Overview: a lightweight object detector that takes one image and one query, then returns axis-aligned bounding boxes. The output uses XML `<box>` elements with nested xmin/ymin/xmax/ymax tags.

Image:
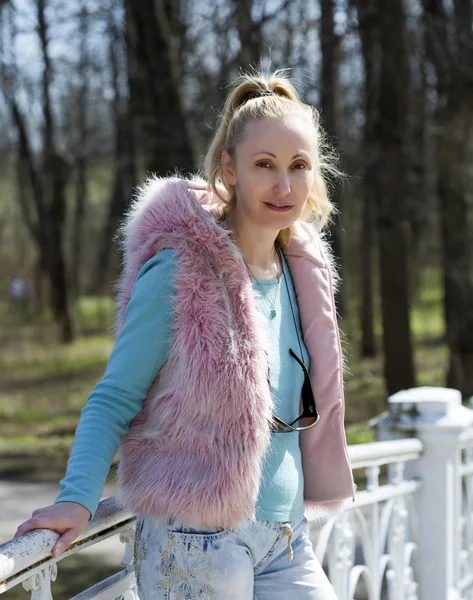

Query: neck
<box><xmin>226</xmin><ymin>209</ymin><xmax>279</xmax><ymax>273</ymax></box>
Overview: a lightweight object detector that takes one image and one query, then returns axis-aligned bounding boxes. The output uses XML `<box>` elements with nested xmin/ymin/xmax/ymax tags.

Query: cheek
<box><xmin>237</xmin><ymin>171</ymin><xmax>268</xmax><ymax>196</ymax></box>
<box><xmin>295</xmin><ymin>173</ymin><xmax>314</xmax><ymax>197</ymax></box>
<box><xmin>234</xmin><ymin>172</ymin><xmax>265</xmax><ymax>211</ymax></box>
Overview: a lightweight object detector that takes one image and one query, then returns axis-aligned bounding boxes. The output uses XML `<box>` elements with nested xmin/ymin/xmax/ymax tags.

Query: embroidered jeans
<box><xmin>134</xmin><ymin>513</ymin><xmax>338</xmax><ymax>599</ymax></box>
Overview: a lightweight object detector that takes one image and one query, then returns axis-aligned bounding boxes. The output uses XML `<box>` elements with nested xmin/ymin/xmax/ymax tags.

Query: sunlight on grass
<box><xmin>346</xmin><ymin>422</ymin><xmax>375</xmax><ymax>445</ymax></box>
<box><xmin>411</xmin><ymin>268</ymin><xmax>444</xmax><ymax>340</ymax></box>
<box><xmin>0</xmin><ymin>333</ymin><xmax>113</xmax><ymax>379</ymax></box>
<box><xmin>0</xmin><ymin>435</ymin><xmax>74</xmax><ymax>455</ymax></box>
<box><xmin>76</xmin><ymin>295</ymin><xmax>115</xmax><ymax>330</ymax></box>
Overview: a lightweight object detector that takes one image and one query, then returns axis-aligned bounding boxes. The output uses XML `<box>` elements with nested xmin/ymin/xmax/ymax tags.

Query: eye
<box><xmin>256</xmin><ymin>161</ymin><xmax>272</xmax><ymax>168</ymax></box>
<box><xmin>292</xmin><ymin>162</ymin><xmax>308</xmax><ymax>170</ymax></box>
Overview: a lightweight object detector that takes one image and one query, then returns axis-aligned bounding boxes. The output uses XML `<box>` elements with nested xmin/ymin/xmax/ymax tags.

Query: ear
<box><xmin>221</xmin><ymin>150</ymin><xmax>237</xmax><ymax>186</ymax></box>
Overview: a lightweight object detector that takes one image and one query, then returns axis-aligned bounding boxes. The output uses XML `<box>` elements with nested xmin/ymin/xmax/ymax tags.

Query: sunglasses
<box><xmin>270</xmin><ymin>348</ymin><xmax>319</xmax><ymax>433</ymax></box>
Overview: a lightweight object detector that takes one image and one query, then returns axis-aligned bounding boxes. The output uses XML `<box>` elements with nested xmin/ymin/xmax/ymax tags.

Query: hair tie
<box><xmin>246</xmin><ymin>89</ymin><xmax>275</xmax><ymax>103</ymax></box>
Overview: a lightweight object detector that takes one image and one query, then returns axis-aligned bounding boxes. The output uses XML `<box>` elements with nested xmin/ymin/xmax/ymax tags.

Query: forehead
<box><xmin>238</xmin><ymin>116</ymin><xmax>315</xmax><ymax>154</ymax></box>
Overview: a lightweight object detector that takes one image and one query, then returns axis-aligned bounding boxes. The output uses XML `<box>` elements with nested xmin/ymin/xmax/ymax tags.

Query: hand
<box><xmin>14</xmin><ymin>502</ymin><xmax>91</xmax><ymax>558</ymax></box>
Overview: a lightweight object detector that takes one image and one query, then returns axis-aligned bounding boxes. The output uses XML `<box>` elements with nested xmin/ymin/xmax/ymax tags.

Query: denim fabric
<box><xmin>134</xmin><ymin>514</ymin><xmax>337</xmax><ymax>599</ymax></box>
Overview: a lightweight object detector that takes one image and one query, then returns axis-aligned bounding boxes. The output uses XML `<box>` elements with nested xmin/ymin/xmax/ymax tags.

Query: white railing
<box><xmin>2</xmin><ymin>387</ymin><xmax>473</xmax><ymax>600</ymax></box>
<box><xmin>373</xmin><ymin>387</ymin><xmax>473</xmax><ymax>600</ymax></box>
<box><xmin>458</xmin><ymin>429</ymin><xmax>473</xmax><ymax>599</ymax></box>
<box><xmin>0</xmin><ymin>439</ymin><xmax>423</xmax><ymax>600</ymax></box>
<box><xmin>310</xmin><ymin>438</ymin><xmax>422</xmax><ymax>600</ymax></box>
<box><xmin>0</xmin><ymin>498</ymin><xmax>137</xmax><ymax>600</ymax></box>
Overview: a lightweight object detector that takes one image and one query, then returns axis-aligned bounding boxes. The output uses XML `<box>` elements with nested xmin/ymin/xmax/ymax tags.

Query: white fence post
<box><xmin>372</xmin><ymin>386</ymin><xmax>473</xmax><ymax>600</ymax></box>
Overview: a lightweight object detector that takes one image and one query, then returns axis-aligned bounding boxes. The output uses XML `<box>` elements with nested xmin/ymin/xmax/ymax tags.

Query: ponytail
<box><xmin>204</xmin><ymin>70</ymin><xmax>341</xmax><ymax>244</ymax></box>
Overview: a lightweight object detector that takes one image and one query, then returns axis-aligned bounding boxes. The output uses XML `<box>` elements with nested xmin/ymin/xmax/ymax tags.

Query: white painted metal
<box><xmin>309</xmin><ymin>440</ymin><xmax>422</xmax><ymax>600</ymax></box>
<box><xmin>373</xmin><ymin>386</ymin><xmax>473</xmax><ymax>600</ymax></box>
<box><xmin>348</xmin><ymin>438</ymin><xmax>423</xmax><ymax>469</ymax></box>
<box><xmin>2</xmin><ymin>387</ymin><xmax>473</xmax><ymax>600</ymax></box>
<box><xmin>1</xmin><ymin>441</ymin><xmax>424</xmax><ymax>600</ymax></box>
<box><xmin>458</xmin><ymin>441</ymin><xmax>473</xmax><ymax>598</ymax></box>
<box><xmin>0</xmin><ymin>497</ymin><xmax>135</xmax><ymax>594</ymax></box>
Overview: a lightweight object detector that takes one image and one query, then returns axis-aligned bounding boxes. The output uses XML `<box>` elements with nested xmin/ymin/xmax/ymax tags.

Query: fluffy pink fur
<box><xmin>115</xmin><ymin>175</ymin><xmax>355</xmax><ymax>528</ymax></box>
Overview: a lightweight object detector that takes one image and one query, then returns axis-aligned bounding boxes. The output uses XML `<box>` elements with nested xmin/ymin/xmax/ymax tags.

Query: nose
<box><xmin>274</xmin><ymin>171</ymin><xmax>291</xmax><ymax>196</ymax></box>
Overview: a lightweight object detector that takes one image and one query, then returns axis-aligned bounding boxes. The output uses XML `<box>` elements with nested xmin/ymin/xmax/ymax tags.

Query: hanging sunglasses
<box><xmin>269</xmin><ymin>247</ymin><xmax>320</xmax><ymax>433</ymax></box>
<box><xmin>270</xmin><ymin>348</ymin><xmax>319</xmax><ymax>432</ymax></box>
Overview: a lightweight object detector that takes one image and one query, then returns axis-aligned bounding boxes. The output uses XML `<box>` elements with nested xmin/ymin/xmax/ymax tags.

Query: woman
<box><xmin>15</xmin><ymin>71</ymin><xmax>355</xmax><ymax>599</ymax></box>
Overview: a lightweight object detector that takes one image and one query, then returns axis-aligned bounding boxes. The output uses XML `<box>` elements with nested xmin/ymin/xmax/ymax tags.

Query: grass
<box><xmin>338</xmin><ymin>266</ymin><xmax>448</xmax><ymax>438</ymax></box>
<box><xmin>0</xmin><ymin>298</ymin><xmax>114</xmax><ymax>480</ymax></box>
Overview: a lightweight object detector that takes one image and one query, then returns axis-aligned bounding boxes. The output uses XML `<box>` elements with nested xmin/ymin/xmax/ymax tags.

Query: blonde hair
<box><xmin>203</xmin><ymin>71</ymin><xmax>342</xmax><ymax>246</ymax></box>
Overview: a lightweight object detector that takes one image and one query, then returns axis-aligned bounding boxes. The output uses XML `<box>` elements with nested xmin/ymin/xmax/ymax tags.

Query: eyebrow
<box><xmin>252</xmin><ymin>151</ymin><xmax>308</xmax><ymax>159</ymax></box>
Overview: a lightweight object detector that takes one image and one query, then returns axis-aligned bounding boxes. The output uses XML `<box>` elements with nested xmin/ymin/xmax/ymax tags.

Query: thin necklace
<box><xmin>244</xmin><ymin>247</ymin><xmax>282</xmax><ymax>320</ymax></box>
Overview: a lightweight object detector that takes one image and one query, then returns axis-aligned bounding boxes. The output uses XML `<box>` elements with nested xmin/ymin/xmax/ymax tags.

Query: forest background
<box><xmin>0</xmin><ymin>0</ymin><xmax>472</xmax><ymax>593</ymax></box>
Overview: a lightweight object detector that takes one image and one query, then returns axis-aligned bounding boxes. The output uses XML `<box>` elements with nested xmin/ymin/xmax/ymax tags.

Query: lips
<box><xmin>265</xmin><ymin>202</ymin><xmax>293</xmax><ymax>212</ymax></box>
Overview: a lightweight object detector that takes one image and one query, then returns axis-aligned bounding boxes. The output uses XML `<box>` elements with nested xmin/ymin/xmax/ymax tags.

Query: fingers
<box><xmin>14</xmin><ymin>518</ymin><xmax>49</xmax><ymax>538</ymax></box>
<box><xmin>52</xmin><ymin>529</ymin><xmax>81</xmax><ymax>558</ymax></box>
<box><xmin>15</xmin><ymin>518</ymin><xmax>80</xmax><ymax>557</ymax></box>
<box><xmin>14</xmin><ymin>503</ymin><xmax>90</xmax><ymax>557</ymax></box>
<box><xmin>15</xmin><ymin>511</ymin><xmax>63</xmax><ymax>538</ymax></box>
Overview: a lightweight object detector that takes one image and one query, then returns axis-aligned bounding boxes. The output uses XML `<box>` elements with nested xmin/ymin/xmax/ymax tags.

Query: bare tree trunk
<box><xmin>1</xmin><ymin>0</ymin><xmax>73</xmax><ymax>339</ymax></box>
<box><xmin>423</xmin><ymin>0</ymin><xmax>473</xmax><ymax>397</ymax></box>
<box><xmin>37</xmin><ymin>0</ymin><xmax>74</xmax><ymax>342</ymax></box>
<box><xmin>406</xmin><ymin>41</ymin><xmax>429</xmax><ymax>304</ymax></box>
<box><xmin>234</xmin><ymin>0</ymin><xmax>261</xmax><ymax>68</ymax></box>
<box><xmin>320</xmin><ymin>0</ymin><xmax>345</xmax><ymax>316</ymax></box>
<box><xmin>354</xmin><ymin>0</ymin><xmax>379</xmax><ymax>358</ymax></box>
<box><xmin>71</xmin><ymin>2</ymin><xmax>89</xmax><ymax>298</ymax></box>
<box><xmin>3</xmin><ymin>73</ymin><xmax>44</xmax><ymax>307</ymax></box>
<box><xmin>94</xmin><ymin>11</ymin><xmax>136</xmax><ymax>289</ymax></box>
<box><xmin>374</xmin><ymin>0</ymin><xmax>416</xmax><ymax>394</ymax></box>
<box><xmin>125</xmin><ymin>0</ymin><xmax>196</xmax><ymax>174</ymax></box>
<box><xmin>49</xmin><ymin>151</ymin><xmax>74</xmax><ymax>341</ymax></box>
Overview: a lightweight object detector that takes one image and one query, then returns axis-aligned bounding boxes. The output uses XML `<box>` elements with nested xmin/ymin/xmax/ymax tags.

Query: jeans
<box><xmin>134</xmin><ymin>513</ymin><xmax>338</xmax><ymax>599</ymax></box>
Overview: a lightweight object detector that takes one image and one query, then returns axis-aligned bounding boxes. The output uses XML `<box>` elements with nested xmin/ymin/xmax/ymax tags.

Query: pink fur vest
<box><xmin>116</xmin><ymin>176</ymin><xmax>355</xmax><ymax>528</ymax></box>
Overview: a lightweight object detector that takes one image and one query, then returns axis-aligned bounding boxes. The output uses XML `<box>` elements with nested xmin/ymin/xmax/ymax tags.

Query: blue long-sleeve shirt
<box><xmin>56</xmin><ymin>249</ymin><xmax>309</xmax><ymax>522</ymax></box>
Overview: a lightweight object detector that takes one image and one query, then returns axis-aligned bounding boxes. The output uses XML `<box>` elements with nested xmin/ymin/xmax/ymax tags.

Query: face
<box><xmin>221</xmin><ymin>116</ymin><xmax>315</xmax><ymax>231</ymax></box>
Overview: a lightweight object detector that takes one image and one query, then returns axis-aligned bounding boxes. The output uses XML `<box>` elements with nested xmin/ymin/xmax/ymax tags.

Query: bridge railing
<box><xmin>1</xmin><ymin>386</ymin><xmax>471</xmax><ymax>600</ymax></box>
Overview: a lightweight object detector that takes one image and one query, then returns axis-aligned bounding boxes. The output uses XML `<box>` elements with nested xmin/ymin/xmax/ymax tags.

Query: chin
<box><xmin>263</xmin><ymin>217</ymin><xmax>297</xmax><ymax>233</ymax></box>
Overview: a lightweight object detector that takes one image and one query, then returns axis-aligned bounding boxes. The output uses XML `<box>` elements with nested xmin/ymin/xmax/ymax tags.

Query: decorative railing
<box><xmin>0</xmin><ymin>498</ymin><xmax>137</xmax><ymax>600</ymax></box>
<box><xmin>458</xmin><ymin>428</ymin><xmax>473</xmax><ymax>599</ymax></box>
<box><xmin>309</xmin><ymin>438</ymin><xmax>422</xmax><ymax>600</ymax></box>
<box><xmin>0</xmin><ymin>438</ymin><xmax>423</xmax><ymax>600</ymax></box>
<box><xmin>2</xmin><ymin>387</ymin><xmax>473</xmax><ymax>600</ymax></box>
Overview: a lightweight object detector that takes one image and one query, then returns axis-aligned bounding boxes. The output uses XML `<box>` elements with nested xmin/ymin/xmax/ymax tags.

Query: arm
<box><xmin>15</xmin><ymin>249</ymin><xmax>177</xmax><ymax>555</ymax></box>
<box><xmin>56</xmin><ymin>249</ymin><xmax>177</xmax><ymax>515</ymax></box>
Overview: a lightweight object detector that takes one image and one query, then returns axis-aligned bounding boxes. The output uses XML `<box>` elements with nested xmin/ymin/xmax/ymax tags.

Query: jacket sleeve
<box><xmin>54</xmin><ymin>249</ymin><xmax>177</xmax><ymax>518</ymax></box>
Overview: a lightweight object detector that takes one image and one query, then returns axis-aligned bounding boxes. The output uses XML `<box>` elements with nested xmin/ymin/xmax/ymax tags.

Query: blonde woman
<box><xmin>16</xmin><ymin>71</ymin><xmax>355</xmax><ymax>599</ymax></box>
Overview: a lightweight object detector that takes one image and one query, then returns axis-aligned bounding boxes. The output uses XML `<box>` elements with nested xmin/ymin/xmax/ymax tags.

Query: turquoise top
<box><xmin>55</xmin><ymin>249</ymin><xmax>310</xmax><ymax>522</ymax></box>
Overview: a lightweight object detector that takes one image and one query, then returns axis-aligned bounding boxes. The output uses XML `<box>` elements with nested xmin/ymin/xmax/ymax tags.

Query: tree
<box><xmin>37</xmin><ymin>0</ymin><xmax>74</xmax><ymax>341</ymax></box>
<box><xmin>234</xmin><ymin>0</ymin><xmax>262</xmax><ymax>68</ymax></box>
<box><xmin>1</xmin><ymin>0</ymin><xmax>74</xmax><ymax>342</ymax></box>
<box><xmin>373</xmin><ymin>0</ymin><xmax>416</xmax><ymax>394</ymax></box>
<box><xmin>320</xmin><ymin>0</ymin><xmax>345</xmax><ymax>315</ymax></box>
<box><xmin>353</xmin><ymin>0</ymin><xmax>379</xmax><ymax>357</ymax></box>
<box><xmin>423</xmin><ymin>0</ymin><xmax>473</xmax><ymax>397</ymax></box>
<box><xmin>124</xmin><ymin>0</ymin><xmax>196</xmax><ymax>175</ymax></box>
<box><xmin>71</xmin><ymin>0</ymin><xmax>90</xmax><ymax>297</ymax></box>
<box><xmin>95</xmin><ymin>7</ymin><xmax>136</xmax><ymax>288</ymax></box>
